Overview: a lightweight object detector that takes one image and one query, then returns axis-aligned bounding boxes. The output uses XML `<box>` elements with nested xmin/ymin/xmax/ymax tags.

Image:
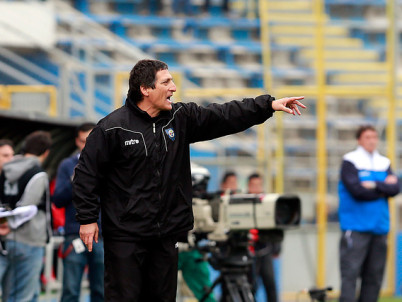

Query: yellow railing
<box><xmin>0</xmin><ymin>85</ymin><xmax>58</xmax><ymax>117</ymax></box>
<box><xmin>0</xmin><ymin>86</ymin><xmax>6</xmax><ymax>109</ymax></box>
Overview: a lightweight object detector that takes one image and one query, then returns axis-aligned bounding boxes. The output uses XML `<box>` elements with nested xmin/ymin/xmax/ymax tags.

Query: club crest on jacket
<box><xmin>165</xmin><ymin>128</ymin><xmax>175</xmax><ymax>141</ymax></box>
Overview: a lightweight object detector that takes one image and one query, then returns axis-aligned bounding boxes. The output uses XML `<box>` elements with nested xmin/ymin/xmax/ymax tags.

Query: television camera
<box><xmin>190</xmin><ymin>163</ymin><xmax>302</xmax><ymax>302</ymax></box>
<box><xmin>192</xmin><ymin>193</ymin><xmax>301</xmax><ymax>242</ymax></box>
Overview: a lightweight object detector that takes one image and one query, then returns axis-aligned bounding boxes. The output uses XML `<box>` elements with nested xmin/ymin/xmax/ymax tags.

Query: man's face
<box><xmin>248</xmin><ymin>177</ymin><xmax>263</xmax><ymax>194</ymax></box>
<box><xmin>221</xmin><ymin>175</ymin><xmax>238</xmax><ymax>192</ymax></box>
<box><xmin>358</xmin><ymin>129</ymin><xmax>378</xmax><ymax>153</ymax></box>
<box><xmin>145</xmin><ymin>69</ymin><xmax>176</xmax><ymax>114</ymax></box>
<box><xmin>75</xmin><ymin>130</ymin><xmax>92</xmax><ymax>152</ymax></box>
<box><xmin>0</xmin><ymin>145</ymin><xmax>14</xmax><ymax>170</ymax></box>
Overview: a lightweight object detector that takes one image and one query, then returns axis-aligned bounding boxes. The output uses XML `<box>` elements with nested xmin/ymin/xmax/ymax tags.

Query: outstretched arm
<box><xmin>184</xmin><ymin>95</ymin><xmax>306</xmax><ymax>144</ymax></box>
<box><xmin>272</xmin><ymin>96</ymin><xmax>306</xmax><ymax>115</ymax></box>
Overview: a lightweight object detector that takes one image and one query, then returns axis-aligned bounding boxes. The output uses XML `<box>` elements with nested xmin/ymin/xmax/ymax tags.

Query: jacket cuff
<box><xmin>261</xmin><ymin>94</ymin><xmax>275</xmax><ymax>112</ymax></box>
<box><xmin>79</xmin><ymin>218</ymin><xmax>98</xmax><ymax>225</ymax></box>
<box><xmin>269</xmin><ymin>96</ymin><xmax>275</xmax><ymax>111</ymax></box>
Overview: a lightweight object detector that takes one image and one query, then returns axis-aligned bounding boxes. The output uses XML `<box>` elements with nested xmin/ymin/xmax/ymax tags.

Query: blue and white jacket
<box><xmin>338</xmin><ymin>146</ymin><xmax>399</xmax><ymax>234</ymax></box>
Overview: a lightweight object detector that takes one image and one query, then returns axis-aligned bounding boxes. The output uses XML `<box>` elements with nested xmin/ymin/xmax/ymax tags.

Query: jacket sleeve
<box><xmin>341</xmin><ymin>160</ymin><xmax>383</xmax><ymax>201</ymax></box>
<box><xmin>72</xmin><ymin>126</ymin><xmax>110</xmax><ymax>225</ymax></box>
<box><xmin>17</xmin><ymin>172</ymin><xmax>48</xmax><ymax>207</ymax></box>
<box><xmin>375</xmin><ymin>166</ymin><xmax>400</xmax><ymax>197</ymax></box>
<box><xmin>52</xmin><ymin>159</ymin><xmax>73</xmax><ymax>208</ymax></box>
<box><xmin>182</xmin><ymin>95</ymin><xmax>275</xmax><ymax>143</ymax></box>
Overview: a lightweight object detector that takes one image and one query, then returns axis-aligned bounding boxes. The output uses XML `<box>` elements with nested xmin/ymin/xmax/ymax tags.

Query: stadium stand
<box><xmin>0</xmin><ymin>0</ymin><xmax>399</xmax><ymax>221</ymax></box>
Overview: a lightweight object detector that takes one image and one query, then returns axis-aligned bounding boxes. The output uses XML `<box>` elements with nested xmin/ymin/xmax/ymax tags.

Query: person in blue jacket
<box><xmin>52</xmin><ymin>122</ymin><xmax>104</xmax><ymax>302</ymax></box>
<box><xmin>338</xmin><ymin>125</ymin><xmax>400</xmax><ymax>302</ymax></box>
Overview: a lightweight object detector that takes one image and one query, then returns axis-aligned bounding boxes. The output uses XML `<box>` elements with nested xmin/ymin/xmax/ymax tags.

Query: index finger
<box><xmin>287</xmin><ymin>96</ymin><xmax>304</xmax><ymax>101</ymax></box>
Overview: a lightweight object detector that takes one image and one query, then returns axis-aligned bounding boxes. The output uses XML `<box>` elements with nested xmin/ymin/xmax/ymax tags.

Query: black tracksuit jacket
<box><xmin>72</xmin><ymin>95</ymin><xmax>275</xmax><ymax>241</ymax></box>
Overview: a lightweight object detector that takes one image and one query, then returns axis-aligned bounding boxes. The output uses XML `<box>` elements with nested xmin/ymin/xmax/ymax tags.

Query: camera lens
<box><xmin>275</xmin><ymin>195</ymin><xmax>301</xmax><ymax>226</ymax></box>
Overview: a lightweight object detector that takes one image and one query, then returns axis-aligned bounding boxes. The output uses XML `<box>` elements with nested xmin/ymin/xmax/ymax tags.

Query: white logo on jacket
<box><xmin>125</xmin><ymin>139</ymin><xmax>139</xmax><ymax>146</ymax></box>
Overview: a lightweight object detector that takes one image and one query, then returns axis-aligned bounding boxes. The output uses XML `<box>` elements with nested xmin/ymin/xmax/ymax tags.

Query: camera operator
<box><xmin>248</xmin><ymin>173</ymin><xmax>281</xmax><ymax>302</ymax></box>
<box><xmin>220</xmin><ymin>170</ymin><xmax>239</xmax><ymax>195</ymax></box>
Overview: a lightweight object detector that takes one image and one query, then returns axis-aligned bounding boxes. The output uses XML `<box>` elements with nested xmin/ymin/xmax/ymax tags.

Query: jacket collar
<box><xmin>356</xmin><ymin>145</ymin><xmax>379</xmax><ymax>158</ymax></box>
<box><xmin>125</xmin><ymin>97</ymin><xmax>172</xmax><ymax>121</ymax></box>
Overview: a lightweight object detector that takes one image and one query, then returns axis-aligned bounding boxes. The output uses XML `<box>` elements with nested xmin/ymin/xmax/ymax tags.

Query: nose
<box><xmin>170</xmin><ymin>82</ymin><xmax>177</xmax><ymax>92</ymax></box>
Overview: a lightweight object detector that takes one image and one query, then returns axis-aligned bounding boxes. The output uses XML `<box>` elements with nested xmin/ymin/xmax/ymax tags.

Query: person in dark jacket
<box><xmin>247</xmin><ymin>172</ymin><xmax>281</xmax><ymax>302</ymax></box>
<box><xmin>52</xmin><ymin>122</ymin><xmax>104</xmax><ymax>302</ymax></box>
<box><xmin>220</xmin><ymin>170</ymin><xmax>238</xmax><ymax>194</ymax></box>
<box><xmin>338</xmin><ymin>125</ymin><xmax>400</xmax><ymax>302</ymax></box>
<box><xmin>72</xmin><ymin>59</ymin><xmax>306</xmax><ymax>302</ymax></box>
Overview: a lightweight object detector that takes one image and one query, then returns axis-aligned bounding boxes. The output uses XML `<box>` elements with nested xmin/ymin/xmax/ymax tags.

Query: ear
<box><xmin>140</xmin><ymin>86</ymin><xmax>149</xmax><ymax>97</ymax></box>
<box><xmin>38</xmin><ymin>149</ymin><xmax>50</xmax><ymax>163</ymax></box>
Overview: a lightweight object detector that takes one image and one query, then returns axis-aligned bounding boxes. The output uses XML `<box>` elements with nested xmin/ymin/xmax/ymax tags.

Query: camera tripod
<box><xmin>199</xmin><ymin>231</ymin><xmax>256</xmax><ymax>302</ymax></box>
<box><xmin>307</xmin><ymin>286</ymin><xmax>333</xmax><ymax>302</ymax></box>
<box><xmin>200</xmin><ymin>264</ymin><xmax>255</xmax><ymax>302</ymax></box>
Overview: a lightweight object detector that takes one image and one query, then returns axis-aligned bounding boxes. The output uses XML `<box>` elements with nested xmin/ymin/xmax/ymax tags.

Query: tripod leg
<box><xmin>223</xmin><ymin>275</ymin><xmax>244</xmax><ymax>302</ymax></box>
<box><xmin>237</xmin><ymin>275</ymin><xmax>255</xmax><ymax>302</ymax></box>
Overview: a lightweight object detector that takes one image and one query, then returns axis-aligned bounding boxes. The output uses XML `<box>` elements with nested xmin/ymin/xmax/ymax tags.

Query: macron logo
<box><xmin>125</xmin><ymin>139</ymin><xmax>140</xmax><ymax>146</ymax></box>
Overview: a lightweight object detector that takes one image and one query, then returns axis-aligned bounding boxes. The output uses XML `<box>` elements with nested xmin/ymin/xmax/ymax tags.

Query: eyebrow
<box><xmin>159</xmin><ymin>73</ymin><xmax>173</xmax><ymax>80</ymax></box>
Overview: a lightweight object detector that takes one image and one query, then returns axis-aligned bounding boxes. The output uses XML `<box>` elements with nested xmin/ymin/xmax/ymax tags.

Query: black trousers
<box><xmin>339</xmin><ymin>231</ymin><xmax>387</xmax><ymax>302</ymax></box>
<box><xmin>255</xmin><ymin>252</ymin><xmax>277</xmax><ymax>302</ymax></box>
<box><xmin>104</xmin><ymin>236</ymin><xmax>179</xmax><ymax>302</ymax></box>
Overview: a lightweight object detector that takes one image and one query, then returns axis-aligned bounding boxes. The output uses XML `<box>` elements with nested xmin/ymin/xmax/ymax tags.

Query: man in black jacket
<box><xmin>72</xmin><ymin>59</ymin><xmax>305</xmax><ymax>302</ymax></box>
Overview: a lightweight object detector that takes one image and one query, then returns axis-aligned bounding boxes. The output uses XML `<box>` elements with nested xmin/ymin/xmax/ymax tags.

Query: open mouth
<box><xmin>167</xmin><ymin>96</ymin><xmax>173</xmax><ymax>103</ymax></box>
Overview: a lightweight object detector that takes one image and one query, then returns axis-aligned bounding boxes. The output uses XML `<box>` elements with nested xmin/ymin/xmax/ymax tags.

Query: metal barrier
<box><xmin>0</xmin><ymin>85</ymin><xmax>58</xmax><ymax>117</ymax></box>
